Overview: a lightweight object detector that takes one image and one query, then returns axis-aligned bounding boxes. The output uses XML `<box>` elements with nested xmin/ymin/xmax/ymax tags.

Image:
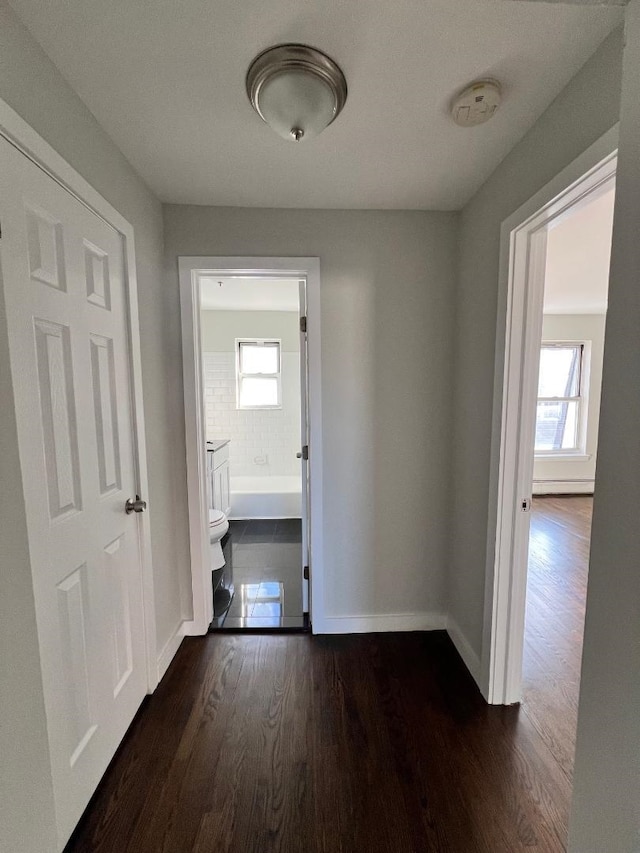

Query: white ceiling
<box><xmin>8</xmin><ymin>0</ymin><xmax>622</xmax><ymax>209</ymax></box>
<box><xmin>200</xmin><ymin>277</ymin><xmax>300</xmax><ymax>311</ymax></box>
<box><xmin>544</xmin><ymin>186</ymin><xmax>615</xmax><ymax>315</ymax></box>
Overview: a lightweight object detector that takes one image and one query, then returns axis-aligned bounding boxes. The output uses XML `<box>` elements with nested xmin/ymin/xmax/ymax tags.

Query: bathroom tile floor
<box><xmin>212</xmin><ymin>519</ymin><xmax>307</xmax><ymax>631</ymax></box>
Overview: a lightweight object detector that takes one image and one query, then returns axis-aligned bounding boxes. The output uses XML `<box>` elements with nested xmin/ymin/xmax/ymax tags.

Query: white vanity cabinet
<box><xmin>207</xmin><ymin>441</ymin><xmax>231</xmax><ymax>516</ymax></box>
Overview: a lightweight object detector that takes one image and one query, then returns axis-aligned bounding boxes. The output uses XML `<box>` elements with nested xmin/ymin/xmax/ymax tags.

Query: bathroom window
<box><xmin>236</xmin><ymin>339</ymin><xmax>282</xmax><ymax>409</ymax></box>
<box><xmin>534</xmin><ymin>342</ymin><xmax>586</xmax><ymax>454</ymax></box>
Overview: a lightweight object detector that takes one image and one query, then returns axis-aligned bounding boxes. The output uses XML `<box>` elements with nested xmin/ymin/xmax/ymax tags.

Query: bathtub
<box><xmin>229</xmin><ymin>475</ymin><xmax>302</xmax><ymax>519</ymax></box>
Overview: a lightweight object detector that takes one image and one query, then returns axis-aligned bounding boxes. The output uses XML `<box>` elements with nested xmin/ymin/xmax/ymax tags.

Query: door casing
<box><xmin>179</xmin><ymin>256</ymin><xmax>324</xmax><ymax>633</ymax></box>
<box><xmin>483</xmin><ymin>127</ymin><xmax>618</xmax><ymax>705</ymax></box>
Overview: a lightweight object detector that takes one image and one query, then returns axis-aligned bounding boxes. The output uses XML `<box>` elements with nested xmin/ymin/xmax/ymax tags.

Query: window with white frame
<box><xmin>236</xmin><ymin>339</ymin><xmax>281</xmax><ymax>409</ymax></box>
<box><xmin>534</xmin><ymin>342</ymin><xmax>585</xmax><ymax>453</ymax></box>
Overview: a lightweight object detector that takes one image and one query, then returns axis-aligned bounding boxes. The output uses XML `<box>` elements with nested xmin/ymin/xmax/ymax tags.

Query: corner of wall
<box><xmin>446</xmin><ymin>616</ymin><xmax>482</xmax><ymax>688</ymax></box>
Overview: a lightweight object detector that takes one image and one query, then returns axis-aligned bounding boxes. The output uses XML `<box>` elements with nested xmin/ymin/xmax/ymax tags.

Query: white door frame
<box><xmin>179</xmin><ymin>256</ymin><xmax>324</xmax><ymax>634</ymax></box>
<box><xmin>298</xmin><ymin>278</ymin><xmax>311</xmax><ymax>615</ymax></box>
<box><xmin>483</xmin><ymin>127</ymin><xmax>618</xmax><ymax>705</ymax></box>
<box><xmin>0</xmin><ymin>98</ymin><xmax>158</xmax><ymax>692</ymax></box>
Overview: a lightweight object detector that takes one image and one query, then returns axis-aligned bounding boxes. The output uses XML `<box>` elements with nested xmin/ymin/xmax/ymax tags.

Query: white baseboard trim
<box><xmin>156</xmin><ymin>621</ymin><xmax>186</xmax><ymax>683</ymax></box>
<box><xmin>315</xmin><ymin>612</ymin><xmax>447</xmax><ymax>634</ymax></box>
<box><xmin>533</xmin><ymin>480</ymin><xmax>594</xmax><ymax>495</ymax></box>
<box><xmin>446</xmin><ymin>617</ymin><xmax>481</xmax><ymax>687</ymax></box>
<box><xmin>182</xmin><ymin>619</ymin><xmax>209</xmax><ymax>636</ymax></box>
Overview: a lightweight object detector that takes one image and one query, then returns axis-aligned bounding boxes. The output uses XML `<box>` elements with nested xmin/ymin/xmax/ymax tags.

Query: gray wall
<box><xmin>0</xmin><ymin>8</ymin><xmax>179</xmax><ymax>850</ymax></box>
<box><xmin>164</xmin><ymin>207</ymin><xmax>458</xmax><ymax>621</ymax></box>
<box><xmin>448</xmin><ymin>27</ymin><xmax>623</xmax><ymax>660</ymax></box>
<box><xmin>569</xmin><ymin>2</ymin><xmax>640</xmax><ymax>848</ymax></box>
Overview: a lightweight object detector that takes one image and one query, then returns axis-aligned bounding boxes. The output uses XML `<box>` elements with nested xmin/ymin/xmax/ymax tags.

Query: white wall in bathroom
<box><xmin>201</xmin><ymin>309</ymin><xmax>299</xmax><ymax>351</ymax></box>
<box><xmin>202</xmin><ymin>310</ymin><xmax>301</xmax><ymax>477</ymax></box>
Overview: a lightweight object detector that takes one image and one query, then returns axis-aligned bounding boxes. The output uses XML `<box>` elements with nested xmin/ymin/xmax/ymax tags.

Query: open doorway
<box><xmin>179</xmin><ymin>257</ymin><xmax>324</xmax><ymax>637</ymax></box>
<box><xmin>200</xmin><ymin>276</ymin><xmax>308</xmax><ymax>629</ymax></box>
<box><xmin>486</xmin><ymin>136</ymin><xmax>617</xmax><ymax>709</ymax></box>
<box><xmin>523</xmin><ymin>183</ymin><xmax>614</xmax><ymax>772</ymax></box>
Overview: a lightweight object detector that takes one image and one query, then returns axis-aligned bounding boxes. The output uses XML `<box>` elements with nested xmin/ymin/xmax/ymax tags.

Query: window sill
<box><xmin>236</xmin><ymin>406</ymin><xmax>283</xmax><ymax>411</ymax></box>
<box><xmin>534</xmin><ymin>453</ymin><xmax>591</xmax><ymax>462</ymax></box>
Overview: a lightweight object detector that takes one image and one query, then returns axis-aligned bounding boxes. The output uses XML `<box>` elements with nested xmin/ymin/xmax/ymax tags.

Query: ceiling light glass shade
<box><xmin>256</xmin><ymin>71</ymin><xmax>336</xmax><ymax>141</ymax></box>
<box><xmin>246</xmin><ymin>44</ymin><xmax>347</xmax><ymax>142</ymax></box>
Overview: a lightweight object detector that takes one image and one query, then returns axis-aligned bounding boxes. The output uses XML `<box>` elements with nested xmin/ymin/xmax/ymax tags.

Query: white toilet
<box><xmin>209</xmin><ymin>508</ymin><xmax>229</xmax><ymax>570</ymax></box>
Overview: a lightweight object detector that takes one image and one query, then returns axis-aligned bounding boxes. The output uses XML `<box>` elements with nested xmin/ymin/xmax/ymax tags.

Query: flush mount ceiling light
<box><xmin>246</xmin><ymin>43</ymin><xmax>347</xmax><ymax>142</ymax></box>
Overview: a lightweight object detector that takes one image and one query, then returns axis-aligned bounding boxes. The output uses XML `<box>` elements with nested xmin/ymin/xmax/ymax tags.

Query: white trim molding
<box><xmin>318</xmin><ymin>613</ymin><xmax>447</xmax><ymax>634</ymax></box>
<box><xmin>0</xmin><ymin>98</ymin><xmax>158</xmax><ymax>693</ymax></box>
<box><xmin>482</xmin><ymin>126</ymin><xmax>617</xmax><ymax>705</ymax></box>
<box><xmin>533</xmin><ymin>480</ymin><xmax>595</xmax><ymax>495</ymax></box>
<box><xmin>156</xmin><ymin>622</ymin><xmax>186</xmax><ymax>683</ymax></box>
<box><xmin>534</xmin><ymin>454</ymin><xmax>591</xmax><ymax>462</ymax></box>
<box><xmin>179</xmin><ymin>257</ymin><xmax>324</xmax><ymax>635</ymax></box>
<box><xmin>180</xmin><ymin>263</ymin><xmax>214</xmax><ymax>634</ymax></box>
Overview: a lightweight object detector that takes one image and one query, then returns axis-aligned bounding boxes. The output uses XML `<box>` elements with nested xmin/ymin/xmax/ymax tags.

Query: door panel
<box><xmin>0</xmin><ymin>136</ymin><xmax>147</xmax><ymax>848</ymax></box>
<box><xmin>56</xmin><ymin>563</ymin><xmax>98</xmax><ymax>766</ymax></box>
<box><xmin>90</xmin><ymin>333</ymin><xmax>122</xmax><ymax>494</ymax></box>
<box><xmin>34</xmin><ymin>318</ymin><xmax>83</xmax><ymax>519</ymax></box>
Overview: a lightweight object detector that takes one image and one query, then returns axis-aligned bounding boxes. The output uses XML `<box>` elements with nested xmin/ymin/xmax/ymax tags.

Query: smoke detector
<box><xmin>451</xmin><ymin>79</ymin><xmax>501</xmax><ymax>127</ymax></box>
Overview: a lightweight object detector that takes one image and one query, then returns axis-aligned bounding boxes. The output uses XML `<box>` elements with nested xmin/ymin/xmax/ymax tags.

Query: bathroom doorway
<box><xmin>202</xmin><ymin>277</ymin><xmax>306</xmax><ymax>629</ymax></box>
<box><xmin>179</xmin><ymin>257</ymin><xmax>324</xmax><ymax>636</ymax></box>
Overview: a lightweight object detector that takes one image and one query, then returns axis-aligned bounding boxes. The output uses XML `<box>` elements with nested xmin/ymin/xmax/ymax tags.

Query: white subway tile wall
<box><xmin>204</xmin><ymin>351</ymin><xmax>301</xmax><ymax>477</ymax></box>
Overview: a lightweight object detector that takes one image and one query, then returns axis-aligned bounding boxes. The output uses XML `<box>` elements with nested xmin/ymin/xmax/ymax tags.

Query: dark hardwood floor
<box><xmin>65</xmin><ymin>497</ymin><xmax>592</xmax><ymax>853</ymax></box>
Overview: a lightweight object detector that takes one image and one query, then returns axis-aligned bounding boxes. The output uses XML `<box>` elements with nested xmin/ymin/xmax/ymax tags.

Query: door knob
<box><xmin>125</xmin><ymin>494</ymin><xmax>147</xmax><ymax>514</ymax></box>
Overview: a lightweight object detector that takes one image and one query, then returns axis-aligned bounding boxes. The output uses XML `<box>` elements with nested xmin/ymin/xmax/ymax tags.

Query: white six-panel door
<box><xmin>0</xmin><ymin>135</ymin><xmax>148</xmax><ymax>847</ymax></box>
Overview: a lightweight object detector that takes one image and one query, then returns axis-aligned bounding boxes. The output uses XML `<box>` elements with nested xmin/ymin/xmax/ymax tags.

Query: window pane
<box><xmin>239</xmin><ymin>377</ymin><xmax>279</xmax><ymax>407</ymax></box>
<box><xmin>538</xmin><ymin>346</ymin><xmax>581</xmax><ymax>397</ymax></box>
<box><xmin>239</xmin><ymin>343</ymin><xmax>279</xmax><ymax>374</ymax></box>
<box><xmin>534</xmin><ymin>401</ymin><xmax>579</xmax><ymax>451</ymax></box>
